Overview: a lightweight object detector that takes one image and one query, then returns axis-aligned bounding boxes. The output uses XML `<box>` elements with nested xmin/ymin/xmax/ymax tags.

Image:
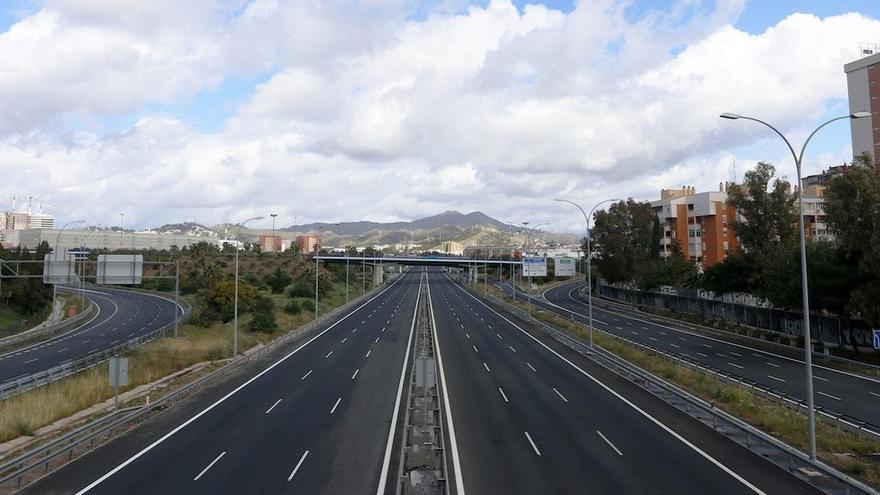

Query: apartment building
<box><xmin>295</xmin><ymin>235</ymin><xmax>321</xmax><ymax>254</ymax></box>
<box><xmin>259</xmin><ymin>235</ymin><xmax>284</xmax><ymax>253</ymax></box>
<box><xmin>650</xmin><ymin>185</ymin><xmax>738</xmax><ymax>267</ymax></box>
<box><xmin>845</xmin><ymin>45</ymin><xmax>880</xmax><ymax>161</ymax></box>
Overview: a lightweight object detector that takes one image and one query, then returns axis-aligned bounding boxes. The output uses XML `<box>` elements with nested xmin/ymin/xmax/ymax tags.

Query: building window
<box><xmin>688</xmin><ymin>204</ymin><xmax>694</xmax><ymax>210</ymax></box>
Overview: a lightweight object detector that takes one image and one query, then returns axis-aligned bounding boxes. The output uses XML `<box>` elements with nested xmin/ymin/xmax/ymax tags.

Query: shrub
<box><xmin>301</xmin><ymin>299</ymin><xmax>316</xmax><ymax>313</ymax></box>
<box><xmin>283</xmin><ymin>300</ymin><xmax>302</xmax><ymax>315</ymax></box>
<box><xmin>248</xmin><ymin>295</ymin><xmax>278</xmax><ymax>333</ymax></box>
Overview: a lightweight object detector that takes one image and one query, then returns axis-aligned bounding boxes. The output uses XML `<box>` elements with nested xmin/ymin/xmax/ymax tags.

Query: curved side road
<box><xmin>0</xmin><ymin>286</ymin><xmax>182</xmax><ymax>387</ymax></box>
<box><xmin>507</xmin><ymin>279</ymin><xmax>880</xmax><ymax>435</ymax></box>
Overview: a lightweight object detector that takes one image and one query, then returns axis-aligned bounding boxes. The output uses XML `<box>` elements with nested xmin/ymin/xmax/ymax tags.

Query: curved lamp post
<box><xmin>554</xmin><ymin>198</ymin><xmax>619</xmax><ymax>349</ymax></box>
<box><xmin>719</xmin><ymin>110</ymin><xmax>870</xmax><ymax>460</ymax></box>
<box><xmin>233</xmin><ymin>216</ymin><xmax>264</xmax><ymax>358</ymax></box>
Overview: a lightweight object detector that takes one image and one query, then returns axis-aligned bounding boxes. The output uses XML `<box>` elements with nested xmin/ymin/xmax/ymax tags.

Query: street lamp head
<box><xmin>719</xmin><ymin>112</ymin><xmax>741</xmax><ymax>120</ymax></box>
<box><xmin>851</xmin><ymin>111</ymin><xmax>871</xmax><ymax>119</ymax></box>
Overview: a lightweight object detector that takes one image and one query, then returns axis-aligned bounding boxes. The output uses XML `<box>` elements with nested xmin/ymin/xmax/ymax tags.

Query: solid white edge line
<box><xmin>596</xmin><ymin>431</ymin><xmax>623</xmax><ymax>456</ymax></box>
<box><xmin>73</xmin><ymin>274</ymin><xmax>405</xmax><ymax>495</ymax></box>
<box><xmin>193</xmin><ymin>451</ymin><xmax>226</xmax><ymax>481</ymax></box>
<box><xmin>287</xmin><ymin>450</ymin><xmax>310</xmax><ymax>481</ymax></box>
<box><xmin>426</xmin><ymin>271</ymin><xmax>466</xmax><ymax>495</ymax></box>
<box><xmin>375</xmin><ymin>271</ymin><xmax>422</xmax><ymax>495</ymax></box>
<box><xmin>524</xmin><ymin>431</ymin><xmax>541</xmax><ymax>456</ymax></box>
<box><xmin>446</xmin><ymin>272</ymin><xmax>767</xmax><ymax>495</ymax></box>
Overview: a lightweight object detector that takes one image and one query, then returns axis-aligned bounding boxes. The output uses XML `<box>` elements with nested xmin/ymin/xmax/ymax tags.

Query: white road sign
<box><xmin>522</xmin><ymin>257</ymin><xmax>547</xmax><ymax>277</ymax></box>
<box><xmin>554</xmin><ymin>257</ymin><xmax>576</xmax><ymax>277</ymax></box>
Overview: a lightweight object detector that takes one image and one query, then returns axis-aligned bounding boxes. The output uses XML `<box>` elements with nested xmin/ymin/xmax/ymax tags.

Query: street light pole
<box><xmin>522</xmin><ymin>222</ymin><xmax>531</xmax><ymax>314</ymax></box>
<box><xmin>554</xmin><ymin>198</ymin><xmax>619</xmax><ymax>349</ymax></box>
<box><xmin>53</xmin><ymin>220</ymin><xmax>84</xmax><ymax>308</ymax></box>
<box><xmin>233</xmin><ymin>216</ymin><xmax>264</xmax><ymax>358</ymax></box>
<box><xmin>719</xmin><ymin>110</ymin><xmax>870</xmax><ymax>460</ymax></box>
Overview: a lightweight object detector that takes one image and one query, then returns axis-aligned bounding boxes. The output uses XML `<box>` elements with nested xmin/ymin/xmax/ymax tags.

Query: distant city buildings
<box><xmin>295</xmin><ymin>235</ymin><xmax>320</xmax><ymax>254</ymax></box>
<box><xmin>1</xmin><ymin>228</ymin><xmax>218</xmax><ymax>251</ymax></box>
<box><xmin>651</xmin><ymin>185</ymin><xmax>738</xmax><ymax>267</ymax></box>
<box><xmin>0</xmin><ymin>211</ymin><xmax>53</xmax><ymax>230</ymax></box>
<box><xmin>440</xmin><ymin>241</ymin><xmax>463</xmax><ymax>256</ymax></box>
<box><xmin>845</xmin><ymin>46</ymin><xmax>880</xmax><ymax>161</ymax></box>
<box><xmin>259</xmin><ymin>235</ymin><xmax>284</xmax><ymax>253</ymax></box>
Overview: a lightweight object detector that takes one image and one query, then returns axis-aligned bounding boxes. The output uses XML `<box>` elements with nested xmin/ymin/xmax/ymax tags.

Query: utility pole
<box><xmin>314</xmin><ymin>244</ymin><xmax>319</xmax><ymax>319</ymax></box>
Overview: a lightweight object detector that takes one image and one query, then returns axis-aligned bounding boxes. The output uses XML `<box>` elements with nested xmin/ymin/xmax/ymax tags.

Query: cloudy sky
<box><xmin>1</xmin><ymin>0</ymin><xmax>878</xmax><ymax>233</ymax></box>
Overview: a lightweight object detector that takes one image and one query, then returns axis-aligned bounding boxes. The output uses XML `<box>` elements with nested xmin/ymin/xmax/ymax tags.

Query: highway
<box><xmin>429</xmin><ymin>269</ymin><xmax>817</xmax><ymax>494</ymax></box>
<box><xmin>500</xmin><ymin>278</ymin><xmax>880</xmax><ymax>434</ymax></box>
<box><xmin>0</xmin><ymin>286</ymin><xmax>181</xmax><ymax>386</ymax></box>
<box><xmin>24</xmin><ymin>269</ymin><xmax>422</xmax><ymax>495</ymax></box>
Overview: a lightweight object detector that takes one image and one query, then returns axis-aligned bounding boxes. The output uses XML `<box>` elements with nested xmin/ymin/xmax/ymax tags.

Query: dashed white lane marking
<box><xmin>483</xmin><ymin>362</ymin><xmax>490</xmax><ymax>372</ymax></box>
<box><xmin>498</xmin><ymin>387</ymin><xmax>509</xmax><ymax>403</ymax></box>
<box><xmin>366</xmin><ymin>350</ymin><xmax>372</xmax><ymax>358</ymax></box>
<box><xmin>472</xmin><ymin>345</ymin><xmax>478</xmax><ymax>353</ymax></box>
<box><xmin>765</xmin><ymin>362</ymin><xmax>780</xmax><ymax>368</ymax></box>
<box><xmin>193</xmin><ymin>451</ymin><xmax>226</xmax><ymax>481</ymax></box>
<box><xmin>670</xmin><ymin>343</ymin><xmax>680</xmax><ymax>349</ymax></box>
<box><xmin>508</xmin><ymin>345</ymin><xmax>517</xmax><ymax>353</ymax></box>
<box><xmin>287</xmin><ymin>450</ymin><xmax>310</xmax><ymax>482</ymax></box>
<box><xmin>527</xmin><ymin>362</ymin><xmax>537</xmax><ymax>373</ymax></box>
<box><xmin>597</xmin><ymin>431</ymin><xmax>623</xmax><ymax>456</ymax></box>
<box><xmin>768</xmin><ymin>375</ymin><xmax>786</xmax><ymax>383</ymax></box>
<box><xmin>324</xmin><ymin>351</ymin><xmax>333</xmax><ymax>359</ymax></box>
<box><xmin>341</xmin><ymin>338</ymin><xmax>348</xmax><ymax>343</ymax></box>
<box><xmin>870</xmin><ymin>392</ymin><xmax>880</xmax><ymax>399</ymax></box>
<box><xmin>818</xmin><ymin>391</ymin><xmax>842</xmax><ymax>401</ymax></box>
<box><xmin>552</xmin><ymin>387</ymin><xmax>569</xmax><ymax>403</ymax></box>
<box><xmin>524</xmin><ymin>432</ymin><xmax>541</xmax><ymax>456</ymax></box>
<box><xmin>727</xmin><ymin>362</ymin><xmax>744</xmax><ymax>370</ymax></box>
<box><xmin>330</xmin><ymin>397</ymin><xmax>342</xmax><ymax>414</ymax></box>
<box><xmin>814</xmin><ymin>375</ymin><xmax>829</xmax><ymax>382</ymax></box>
<box><xmin>24</xmin><ymin>357</ymin><xmax>38</xmax><ymax>364</ymax></box>
<box><xmin>301</xmin><ymin>370</ymin><xmax>313</xmax><ymax>380</ymax></box>
<box><xmin>265</xmin><ymin>399</ymin><xmax>282</xmax><ymax>414</ymax></box>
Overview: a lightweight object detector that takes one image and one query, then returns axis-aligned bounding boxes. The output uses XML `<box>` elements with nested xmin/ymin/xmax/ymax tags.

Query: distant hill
<box><xmin>282</xmin><ymin>210</ymin><xmax>516</xmax><ymax>236</ymax></box>
<box><xmin>152</xmin><ymin>222</ymin><xmax>216</xmax><ymax>236</ymax></box>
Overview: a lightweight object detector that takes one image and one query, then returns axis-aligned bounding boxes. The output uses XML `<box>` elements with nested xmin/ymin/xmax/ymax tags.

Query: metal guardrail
<box><xmin>461</xmin><ymin>279</ymin><xmax>878</xmax><ymax>495</ymax></box>
<box><xmin>580</xmin><ymin>285</ymin><xmax>880</xmax><ymax>376</ymax></box>
<box><xmin>0</xmin><ymin>293</ymin><xmax>192</xmax><ymax>401</ymax></box>
<box><xmin>0</xmin><ymin>275</ymin><xmax>400</xmax><ymax>493</ymax></box>
<box><xmin>0</xmin><ymin>297</ymin><xmax>97</xmax><ymax>352</ymax></box>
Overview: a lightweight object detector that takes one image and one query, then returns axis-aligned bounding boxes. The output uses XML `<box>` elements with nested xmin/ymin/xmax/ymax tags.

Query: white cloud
<box><xmin>0</xmin><ymin>1</ymin><xmax>877</xmax><ymax>234</ymax></box>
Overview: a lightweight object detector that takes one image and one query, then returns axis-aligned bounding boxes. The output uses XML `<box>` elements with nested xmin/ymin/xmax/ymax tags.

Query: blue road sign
<box><xmin>873</xmin><ymin>329</ymin><xmax>880</xmax><ymax>350</ymax></box>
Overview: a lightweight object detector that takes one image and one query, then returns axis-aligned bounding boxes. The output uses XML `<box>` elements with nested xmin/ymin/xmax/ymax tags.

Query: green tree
<box><xmin>205</xmin><ymin>280</ymin><xmax>256</xmax><ymax>322</ymax></box>
<box><xmin>635</xmin><ymin>240</ymin><xmax>699</xmax><ymax>290</ymax></box>
<box><xmin>823</xmin><ymin>154</ymin><xmax>880</xmax><ymax>325</ymax></box>
<box><xmin>700</xmin><ymin>249</ymin><xmax>759</xmax><ymax>295</ymax></box>
<box><xmin>248</xmin><ymin>295</ymin><xmax>278</xmax><ymax>333</ymax></box>
<box><xmin>588</xmin><ymin>199</ymin><xmax>656</xmax><ymax>283</ymax></box>
<box><xmin>266</xmin><ymin>268</ymin><xmax>293</xmax><ymax>294</ymax></box>
<box><xmin>727</xmin><ymin>162</ymin><xmax>797</xmax><ymax>263</ymax></box>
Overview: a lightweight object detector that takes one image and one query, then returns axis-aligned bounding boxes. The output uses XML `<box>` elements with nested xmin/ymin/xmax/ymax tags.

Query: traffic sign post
<box><xmin>873</xmin><ymin>330</ymin><xmax>880</xmax><ymax>368</ymax></box>
<box><xmin>109</xmin><ymin>357</ymin><xmax>129</xmax><ymax>409</ymax></box>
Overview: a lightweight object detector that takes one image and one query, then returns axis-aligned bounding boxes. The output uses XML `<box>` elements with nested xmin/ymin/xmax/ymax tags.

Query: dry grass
<box><xmin>476</xmin><ymin>282</ymin><xmax>880</xmax><ymax>486</ymax></box>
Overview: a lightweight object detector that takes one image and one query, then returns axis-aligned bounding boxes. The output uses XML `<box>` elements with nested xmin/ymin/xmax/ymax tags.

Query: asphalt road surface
<box><xmin>432</xmin><ymin>270</ymin><xmax>817</xmax><ymax>494</ymax></box>
<box><xmin>24</xmin><ymin>270</ymin><xmax>422</xmax><ymax>495</ymax></box>
<box><xmin>0</xmin><ymin>286</ymin><xmax>181</xmax><ymax>385</ymax></box>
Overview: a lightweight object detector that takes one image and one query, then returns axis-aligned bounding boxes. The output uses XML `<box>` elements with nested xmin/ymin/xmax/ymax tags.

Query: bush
<box><xmin>191</xmin><ymin>306</ymin><xmax>221</xmax><ymax>328</ymax></box>
<box><xmin>288</xmin><ymin>280</ymin><xmax>312</xmax><ymax>298</ymax></box>
<box><xmin>267</xmin><ymin>268</ymin><xmax>294</xmax><ymax>294</ymax></box>
<box><xmin>283</xmin><ymin>300</ymin><xmax>302</xmax><ymax>315</ymax></box>
<box><xmin>248</xmin><ymin>295</ymin><xmax>278</xmax><ymax>333</ymax></box>
<box><xmin>301</xmin><ymin>299</ymin><xmax>316</xmax><ymax>313</ymax></box>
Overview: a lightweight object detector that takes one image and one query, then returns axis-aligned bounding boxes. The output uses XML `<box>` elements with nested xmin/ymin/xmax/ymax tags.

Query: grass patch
<box><xmin>474</xmin><ymin>282</ymin><xmax>880</xmax><ymax>486</ymax></box>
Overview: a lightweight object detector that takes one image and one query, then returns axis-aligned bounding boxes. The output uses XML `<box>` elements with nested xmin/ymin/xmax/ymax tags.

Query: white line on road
<box><xmin>870</xmin><ymin>392</ymin><xmax>880</xmax><ymax>399</ymax></box>
<box><xmin>527</xmin><ymin>362</ymin><xmax>536</xmax><ymax>373</ymax></box>
<box><xmin>702</xmin><ymin>343</ymin><xmax>712</xmax><ymax>348</ymax></box>
<box><xmin>496</xmin><ymin>333</ymin><xmax>503</xmax><ymax>340</ymax></box>
<box><xmin>768</xmin><ymin>375</ymin><xmax>786</xmax><ymax>383</ymax></box>
<box><xmin>765</xmin><ymin>362</ymin><xmax>780</xmax><ymax>368</ymax></box>
<box><xmin>697</xmin><ymin>352</ymin><xmax>708</xmax><ymax>357</ymax></box>
<box><xmin>265</xmin><ymin>399</ymin><xmax>282</xmax><ymax>414</ymax></box>
<box><xmin>325</xmin><ymin>351</ymin><xmax>333</xmax><ymax>359</ymax></box>
<box><xmin>727</xmin><ymin>362</ymin><xmax>744</xmax><ymax>370</ymax></box>
<box><xmin>287</xmin><ymin>450</ymin><xmax>310</xmax><ymax>481</ymax></box>
<box><xmin>472</xmin><ymin>345</ymin><xmax>478</xmax><ymax>353</ymax></box>
<box><xmin>670</xmin><ymin>343</ymin><xmax>680</xmax><ymax>348</ymax></box>
<box><xmin>729</xmin><ymin>351</ymin><xmax>742</xmax><ymax>357</ymax></box>
<box><xmin>814</xmin><ymin>375</ymin><xmax>829</xmax><ymax>382</ymax></box>
<box><xmin>330</xmin><ymin>397</ymin><xmax>342</xmax><ymax>414</ymax></box>
<box><xmin>352</xmin><ymin>369</ymin><xmax>359</xmax><ymax>380</ymax></box>
<box><xmin>341</xmin><ymin>338</ymin><xmax>347</xmax><ymax>343</ymax></box>
<box><xmin>597</xmin><ymin>431</ymin><xmax>623</xmax><ymax>456</ymax></box>
<box><xmin>524</xmin><ymin>432</ymin><xmax>541</xmax><ymax>456</ymax></box>
<box><xmin>498</xmin><ymin>387</ymin><xmax>509</xmax><ymax>402</ymax></box>
<box><xmin>818</xmin><ymin>391</ymin><xmax>842</xmax><ymax>401</ymax></box>
<box><xmin>193</xmin><ymin>451</ymin><xmax>226</xmax><ymax>481</ymax></box>
<box><xmin>466</xmin><ymin>333</ymin><xmax>470</xmax><ymax>340</ymax></box>
<box><xmin>483</xmin><ymin>362</ymin><xmax>490</xmax><ymax>372</ymax></box>
<box><xmin>375</xmin><ymin>336</ymin><xmax>380</xmax><ymax>343</ymax></box>
<box><xmin>58</xmin><ymin>347</ymin><xmax>69</xmax><ymax>353</ymax></box>
<box><xmin>553</xmin><ymin>387</ymin><xmax>569</xmax><ymax>403</ymax></box>
<box><xmin>508</xmin><ymin>345</ymin><xmax>517</xmax><ymax>353</ymax></box>
<box><xmin>24</xmin><ymin>357</ymin><xmax>38</xmax><ymax>364</ymax></box>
